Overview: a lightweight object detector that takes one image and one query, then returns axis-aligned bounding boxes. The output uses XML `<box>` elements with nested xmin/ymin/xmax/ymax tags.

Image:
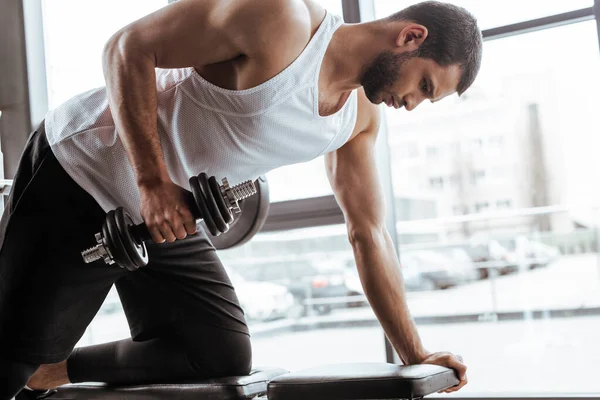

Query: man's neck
<box><xmin>322</xmin><ymin>21</ymin><xmax>390</xmax><ymax>94</ymax></box>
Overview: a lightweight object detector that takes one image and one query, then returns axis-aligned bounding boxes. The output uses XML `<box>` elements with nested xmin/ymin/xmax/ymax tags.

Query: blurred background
<box><xmin>2</xmin><ymin>0</ymin><xmax>600</xmax><ymax>396</ymax></box>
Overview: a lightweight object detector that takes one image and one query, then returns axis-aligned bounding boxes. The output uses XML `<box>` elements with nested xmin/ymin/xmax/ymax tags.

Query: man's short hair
<box><xmin>387</xmin><ymin>1</ymin><xmax>483</xmax><ymax>95</ymax></box>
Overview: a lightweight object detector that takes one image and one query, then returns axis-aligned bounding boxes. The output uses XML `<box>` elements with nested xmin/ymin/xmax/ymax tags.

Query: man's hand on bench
<box><xmin>420</xmin><ymin>351</ymin><xmax>468</xmax><ymax>393</ymax></box>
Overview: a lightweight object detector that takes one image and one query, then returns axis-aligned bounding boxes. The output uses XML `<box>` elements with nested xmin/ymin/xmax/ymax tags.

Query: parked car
<box><xmin>426</xmin><ymin>241</ymin><xmax>516</xmax><ymax>279</ymax></box>
<box><xmin>230</xmin><ymin>259</ymin><xmax>350</xmax><ymax>315</ymax></box>
<box><xmin>226</xmin><ymin>268</ymin><xmax>295</xmax><ymax>322</ymax></box>
<box><xmin>497</xmin><ymin>237</ymin><xmax>560</xmax><ymax>270</ymax></box>
<box><xmin>400</xmin><ymin>250</ymin><xmax>479</xmax><ymax>290</ymax></box>
<box><xmin>431</xmin><ymin>247</ymin><xmax>481</xmax><ymax>282</ymax></box>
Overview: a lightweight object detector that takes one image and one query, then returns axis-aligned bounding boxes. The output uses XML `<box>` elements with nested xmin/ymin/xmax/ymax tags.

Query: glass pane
<box><xmin>218</xmin><ymin>225</ymin><xmax>387</xmax><ymax>370</ymax></box>
<box><xmin>41</xmin><ymin>0</ymin><xmax>169</xmax><ymax>109</ymax></box>
<box><xmin>266</xmin><ymin>156</ymin><xmax>333</xmax><ymax>202</ymax></box>
<box><xmin>374</xmin><ymin>0</ymin><xmax>593</xmax><ymax>31</ymax></box>
<box><xmin>384</xmin><ymin>20</ymin><xmax>600</xmax><ymax>394</ymax></box>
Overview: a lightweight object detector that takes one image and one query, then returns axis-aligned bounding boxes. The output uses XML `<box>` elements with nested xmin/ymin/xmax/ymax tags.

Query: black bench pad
<box><xmin>267</xmin><ymin>362</ymin><xmax>459</xmax><ymax>400</ymax></box>
<box><xmin>51</xmin><ymin>367</ymin><xmax>288</xmax><ymax>400</ymax></box>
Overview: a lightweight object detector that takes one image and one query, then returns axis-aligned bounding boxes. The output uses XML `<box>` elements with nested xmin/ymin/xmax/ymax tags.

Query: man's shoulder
<box><xmin>234</xmin><ymin>0</ymin><xmax>324</xmax><ymax>59</ymax></box>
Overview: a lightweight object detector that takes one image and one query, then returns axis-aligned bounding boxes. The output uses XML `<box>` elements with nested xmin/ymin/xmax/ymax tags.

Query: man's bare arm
<box><xmin>324</xmin><ymin>112</ymin><xmax>428</xmax><ymax>365</ymax></box>
<box><xmin>102</xmin><ymin>0</ymin><xmax>247</xmax><ymax>188</ymax></box>
<box><xmin>101</xmin><ymin>0</ymin><xmax>275</xmax><ymax>242</ymax></box>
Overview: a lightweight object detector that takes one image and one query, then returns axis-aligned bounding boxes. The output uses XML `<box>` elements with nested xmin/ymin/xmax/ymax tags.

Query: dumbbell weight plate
<box><xmin>189</xmin><ymin>175</ymin><xmax>219</xmax><ymax>236</ymax></box>
<box><xmin>114</xmin><ymin>207</ymin><xmax>148</xmax><ymax>269</ymax></box>
<box><xmin>208</xmin><ymin>175</ymin><xmax>233</xmax><ymax>224</ymax></box>
<box><xmin>199</xmin><ymin>172</ymin><xmax>229</xmax><ymax>233</ymax></box>
<box><xmin>207</xmin><ymin>175</ymin><xmax>270</xmax><ymax>250</ymax></box>
<box><xmin>104</xmin><ymin>210</ymin><xmax>137</xmax><ymax>271</ymax></box>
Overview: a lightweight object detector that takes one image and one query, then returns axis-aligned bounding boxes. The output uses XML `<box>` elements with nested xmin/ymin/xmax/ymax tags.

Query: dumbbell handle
<box><xmin>129</xmin><ymin>190</ymin><xmax>199</xmax><ymax>243</ymax></box>
<box><xmin>129</xmin><ymin>177</ymin><xmax>258</xmax><ymax>243</ymax></box>
<box><xmin>81</xmin><ymin>177</ymin><xmax>256</xmax><ymax>266</ymax></box>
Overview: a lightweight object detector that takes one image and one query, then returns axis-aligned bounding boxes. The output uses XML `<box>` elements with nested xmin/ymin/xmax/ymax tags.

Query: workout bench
<box><xmin>52</xmin><ymin>363</ymin><xmax>459</xmax><ymax>399</ymax></box>
<box><xmin>51</xmin><ymin>176</ymin><xmax>459</xmax><ymax>398</ymax></box>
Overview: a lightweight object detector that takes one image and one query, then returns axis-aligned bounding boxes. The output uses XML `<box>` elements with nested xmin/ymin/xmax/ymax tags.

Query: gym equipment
<box><xmin>50</xmin><ymin>363</ymin><xmax>459</xmax><ymax>399</ymax></box>
<box><xmin>208</xmin><ymin>175</ymin><xmax>270</xmax><ymax>250</ymax></box>
<box><xmin>266</xmin><ymin>363</ymin><xmax>459</xmax><ymax>400</ymax></box>
<box><xmin>80</xmin><ymin>173</ymin><xmax>257</xmax><ymax>271</ymax></box>
<box><xmin>50</xmin><ymin>367</ymin><xmax>288</xmax><ymax>400</ymax></box>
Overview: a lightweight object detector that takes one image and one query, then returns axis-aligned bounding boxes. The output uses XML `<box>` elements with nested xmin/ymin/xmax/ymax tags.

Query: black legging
<box><xmin>0</xmin><ymin>358</ymin><xmax>39</xmax><ymax>400</ymax></box>
<box><xmin>1</xmin><ymin>323</ymin><xmax>252</xmax><ymax>399</ymax></box>
<box><xmin>68</xmin><ymin>323</ymin><xmax>252</xmax><ymax>385</ymax></box>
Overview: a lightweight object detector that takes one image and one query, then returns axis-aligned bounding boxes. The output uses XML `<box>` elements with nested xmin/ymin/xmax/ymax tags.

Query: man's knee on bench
<box><xmin>183</xmin><ymin>328</ymin><xmax>252</xmax><ymax>379</ymax></box>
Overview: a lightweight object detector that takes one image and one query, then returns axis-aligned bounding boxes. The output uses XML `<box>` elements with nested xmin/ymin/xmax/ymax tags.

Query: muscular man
<box><xmin>0</xmin><ymin>0</ymin><xmax>482</xmax><ymax>398</ymax></box>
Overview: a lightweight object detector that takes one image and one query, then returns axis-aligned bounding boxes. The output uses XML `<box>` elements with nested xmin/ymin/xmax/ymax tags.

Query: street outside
<box><xmin>81</xmin><ymin>253</ymin><xmax>600</xmax><ymax>395</ymax></box>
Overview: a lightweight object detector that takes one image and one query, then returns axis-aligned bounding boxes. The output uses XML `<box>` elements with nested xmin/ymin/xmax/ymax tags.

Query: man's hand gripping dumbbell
<box><xmin>81</xmin><ymin>173</ymin><xmax>256</xmax><ymax>271</ymax></box>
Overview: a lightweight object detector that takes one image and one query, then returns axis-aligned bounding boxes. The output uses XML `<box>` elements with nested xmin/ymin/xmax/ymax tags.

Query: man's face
<box><xmin>361</xmin><ymin>51</ymin><xmax>462</xmax><ymax>111</ymax></box>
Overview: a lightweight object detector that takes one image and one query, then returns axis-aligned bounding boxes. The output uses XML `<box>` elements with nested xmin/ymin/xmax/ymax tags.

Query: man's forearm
<box><xmin>350</xmin><ymin>228</ymin><xmax>428</xmax><ymax>365</ymax></box>
<box><xmin>102</xmin><ymin>32</ymin><xmax>169</xmax><ymax>187</ymax></box>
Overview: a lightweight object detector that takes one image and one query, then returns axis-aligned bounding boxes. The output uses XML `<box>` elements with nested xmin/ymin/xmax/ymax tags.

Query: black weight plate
<box><xmin>104</xmin><ymin>210</ymin><xmax>137</xmax><ymax>271</ymax></box>
<box><xmin>208</xmin><ymin>175</ymin><xmax>270</xmax><ymax>250</ymax></box>
<box><xmin>189</xmin><ymin>175</ymin><xmax>219</xmax><ymax>236</ymax></box>
<box><xmin>208</xmin><ymin>175</ymin><xmax>233</xmax><ymax>224</ymax></box>
<box><xmin>115</xmin><ymin>208</ymin><xmax>148</xmax><ymax>269</ymax></box>
<box><xmin>199</xmin><ymin>173</ymin><xmax>228</xmax><ymax>233</ymax></box>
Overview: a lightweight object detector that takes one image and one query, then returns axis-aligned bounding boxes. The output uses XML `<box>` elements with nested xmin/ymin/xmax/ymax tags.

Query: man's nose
<box><xmin>405</xmin><ymin>94</ymin><xmax>425</xmax><ymax>111</ymax></box>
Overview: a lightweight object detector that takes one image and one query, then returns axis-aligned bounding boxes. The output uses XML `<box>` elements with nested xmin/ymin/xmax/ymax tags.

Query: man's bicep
<box><xmin>106</xmin><ymin>0</ymin><xmax>253</xmax><ymax>69</ymax></box>
<box><xmin>325</xmin><ymin>131</ymin><xmax>387</xmax><ymax>235</ymax></box>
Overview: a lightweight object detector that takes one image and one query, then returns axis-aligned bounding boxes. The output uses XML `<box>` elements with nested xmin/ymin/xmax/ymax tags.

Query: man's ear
<box><xmin>396</xmin><ymin>24</ymin><xmax>428</xmax><ymax>51</ymax></box>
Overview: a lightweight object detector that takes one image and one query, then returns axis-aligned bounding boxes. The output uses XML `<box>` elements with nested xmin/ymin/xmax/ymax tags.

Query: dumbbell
<box><xmin>80</xmin><ymin>173</ymin><xmax>257</xmax><ymax>271</ymax></box>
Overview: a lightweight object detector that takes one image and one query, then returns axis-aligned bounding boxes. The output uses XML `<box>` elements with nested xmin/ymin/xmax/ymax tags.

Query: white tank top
<box><xmin>44</xmin><ymin>11</ymin><xmax>357</xmax><ymax>223</ymax></box>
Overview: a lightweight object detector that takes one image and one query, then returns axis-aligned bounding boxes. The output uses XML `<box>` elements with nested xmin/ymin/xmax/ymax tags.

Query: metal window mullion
<box><xmin>482</xmin><ymin>7</ymin><xmax>594</xmax><ymax>41</ymax></box>
<box><xmin>23</xmin><ymin>0</ymin><xmax>49</xmax><ymax>130</ymax></box>
<box><xmin>342</xmin><ymin>0</ymin><xmax>361</xmax><ymax>23</ymax></box>
<box><xmin>0</xmin><ymin>0</ymin><xmax>31</xmax><ymax>179</ymax></box>
<box><xmin>595</xmin><ymin>0</ymin><xmax>600</xmax><ymax>55</ymax></box>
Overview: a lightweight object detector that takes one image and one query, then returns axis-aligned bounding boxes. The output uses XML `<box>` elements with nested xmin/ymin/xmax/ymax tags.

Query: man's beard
<box><xmin>361</xmin><ymin>50</ymin><xmax>416</xmax><ymax>104</ymax></box>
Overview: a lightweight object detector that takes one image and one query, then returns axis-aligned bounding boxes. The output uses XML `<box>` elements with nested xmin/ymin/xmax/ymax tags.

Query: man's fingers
<box><xmin>184</xmin><ymin>220</ymin><xmax>197</xmax><ymax>235</ymax></box>
<box><xmin>443</xmin><ymin>379</ymin><xmax>467</xmax><ymax>393</ymax></box>
<box><xmin>429</xmin><ymin>353</ymin><xmax>467</xmax><ymax>393</ymax></box>
<box><xmin>158</xmin><ymin>221</ymin><xmax>177</xmax><ymax>243</ymax></box>
<box><xmin>449</xmin><ymin>356</ymin><xmax>467</xmax><ymax>380</ymax></box>
<box><xmin>173</xmin><ymin>224</ymin><xmax>188</xmax><ymax>240</ymax></box>
<box><xmin>443</xmin><ymin>355</ymin><xmax>468</xmax><ymax>392</ymax></box>
<box><xmin>168</xmin><ymin>214</ymin><xmax>188</xmax><ymax>240</ymax></box>
<box><xmin>148</xmin><ymin>225</ymin><xmax>166</xmax><ymax>244</ymax></box>
<box><xmin>179</xmin><ymin>209</ymin><xmax>197</xmax><ymax>235</ymax></box>
<box><xmin>447</xmin><ymin>373</ymin><xmax>468</xmax><ymax>392</ymax></box>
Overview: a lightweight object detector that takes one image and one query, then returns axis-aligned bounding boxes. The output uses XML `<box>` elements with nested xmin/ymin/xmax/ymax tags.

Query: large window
<box><xmin>374</xmin><ymin>0</ymin><xmax>600</xmax><ymax>394</ymax></box>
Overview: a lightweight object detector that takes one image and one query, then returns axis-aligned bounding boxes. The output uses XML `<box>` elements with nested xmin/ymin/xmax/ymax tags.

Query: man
<box><xmin>0</xmin><ymin>0</ymin><xmax>482</xmax><ymax>397</ymax></box>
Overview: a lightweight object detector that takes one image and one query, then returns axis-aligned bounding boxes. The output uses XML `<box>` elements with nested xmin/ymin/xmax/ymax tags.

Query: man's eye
<box><xmin>421</xmin><ymin>79</ymin><xmax>428</xmax><ymax>93</ymax></box>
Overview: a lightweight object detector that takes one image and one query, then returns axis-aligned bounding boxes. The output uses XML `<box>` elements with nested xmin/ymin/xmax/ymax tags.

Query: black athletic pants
<box><xmin>0</xmin><ymin>123</ymin><xmax>251</xmax><ymax>399</ymax></box>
